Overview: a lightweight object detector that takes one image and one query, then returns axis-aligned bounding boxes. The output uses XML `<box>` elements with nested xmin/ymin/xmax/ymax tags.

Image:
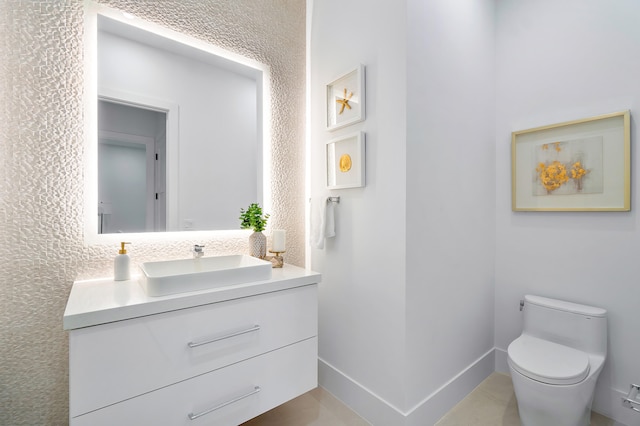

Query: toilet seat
<box><xmin>508</xmin><ymin>335</ymin><xmax>590</xmax><ymax>385</ymax></box>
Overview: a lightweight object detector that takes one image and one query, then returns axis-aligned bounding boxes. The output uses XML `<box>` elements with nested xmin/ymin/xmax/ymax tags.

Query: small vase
<box><xmin>249</xmin><ymin>231</ymin><xmax>267</xmax><ymax>259</ymax></box>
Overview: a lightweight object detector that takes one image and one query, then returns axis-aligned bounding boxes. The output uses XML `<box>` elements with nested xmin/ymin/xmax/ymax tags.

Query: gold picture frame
<box><xmin>512</xmin><ymin>111</ymin><xmax>630</xmax><ymax>211</ymax></box>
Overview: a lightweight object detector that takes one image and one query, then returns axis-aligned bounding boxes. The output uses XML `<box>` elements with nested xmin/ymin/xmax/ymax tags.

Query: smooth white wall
<box><xmin>310</xmin><ymin>0</ymin><xmax>495</xmax><ymax>422</ymax></box>
<box><xmin>309</xmin><ymin>0</ymin><xmax>408</xmax><ymax>412</ymax></box>
<box><xmin>406</xmin><ymin>0</ymin><xmax>496</xmax><ymax>412</ymax></box>
<box><xmin>99</xmin><ymin>31</ymin><xmax>258</xmax><ymax>230</ymax></box>
<box><xmin>312</xmin><ymin>0</ymin><xmax>640</xmax><ymax>424</ymax></box>
<box><xmin>495</xmin><ymin>0</ymin><xmax>640</xmax><ymax>422</ymax></box>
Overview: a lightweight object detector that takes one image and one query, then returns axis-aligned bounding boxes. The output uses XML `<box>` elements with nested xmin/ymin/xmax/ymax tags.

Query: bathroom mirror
<box><xmin>85</xmin><ymin>4</ymin><xmax>270</xmax><ymax>239</ymax></box>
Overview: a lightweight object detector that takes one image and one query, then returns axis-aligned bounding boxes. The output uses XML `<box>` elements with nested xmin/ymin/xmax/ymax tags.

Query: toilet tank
<box><xmin>522</xmin><ymin>295</ymin><xmax>607</xmax><ymax>355</ymax></box>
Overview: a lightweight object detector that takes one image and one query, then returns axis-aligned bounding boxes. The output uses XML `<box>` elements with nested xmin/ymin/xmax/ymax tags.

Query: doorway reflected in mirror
<box><xmin>98</xmin><ymin>100</ymin><xmax>166</xmax><ymax>234</ymax></box>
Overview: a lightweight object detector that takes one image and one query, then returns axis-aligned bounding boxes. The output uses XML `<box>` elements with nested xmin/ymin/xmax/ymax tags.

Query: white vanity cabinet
<box><xmin>64</xmin><ymin>265</ymin><xmax>320</xmax><ymax>426</ymax></box>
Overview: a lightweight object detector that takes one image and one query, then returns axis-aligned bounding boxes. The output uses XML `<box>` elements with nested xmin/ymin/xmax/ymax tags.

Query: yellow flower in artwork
<box><xmin>554</xmin><ymin>142</ymin><xmax>562</xmax><ymax>152</ymax></box>
<box><xmin>569</xmin><ymin>161</ymin><xmax>588</xmax><ymax>192</ymax></box>
<box><xmin>541</xmin><ymin>144</ymin><xmax>549</xmax><ymax>150</ymax></box>
<box><xmin>570</xmin><ymin>161</ymin><xmax>586</xmax><ymax>179</ymax></box>
<box><xmin>537</xmin><ymin>159</ymin><xmax>590</xmax><ymax>193</ymax></box>
<box><xmin>537</xmin><ymin>160</ymin><xmax>569</xmax><ymax>193</ymax></box>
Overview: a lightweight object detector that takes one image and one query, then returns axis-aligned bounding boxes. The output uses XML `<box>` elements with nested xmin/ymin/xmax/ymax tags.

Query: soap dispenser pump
<box><xmin>114</xmin><ymin>242</ymin><xmax>131</xmax><ymax>281</ymax></box>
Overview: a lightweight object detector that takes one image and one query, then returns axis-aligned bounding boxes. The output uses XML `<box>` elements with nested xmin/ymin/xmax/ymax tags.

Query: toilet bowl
<box><xmin>507</xmin><ymin>295</ymin><xmax>607</xmax><ymax>426</ymax></box>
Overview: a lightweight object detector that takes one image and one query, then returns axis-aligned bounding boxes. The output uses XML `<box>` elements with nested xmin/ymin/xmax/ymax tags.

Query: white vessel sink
<box><xmin>139</xmin><ymin>254</ymin><xmax>272</xmax><ymax>297</ymax></box>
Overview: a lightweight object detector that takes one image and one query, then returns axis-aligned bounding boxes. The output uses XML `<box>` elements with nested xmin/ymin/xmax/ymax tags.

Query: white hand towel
<box><xmin>324</xmin><ymin>199</ymin><xmax>336</xmax><ymax>238</ymax></box>
<box><xmin>311</xmin><ymin>197</ymin><xmax>336</xmax><ymax>249</ymax></box>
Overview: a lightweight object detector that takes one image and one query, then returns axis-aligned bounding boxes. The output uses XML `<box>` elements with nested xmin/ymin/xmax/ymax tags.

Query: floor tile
<box><xmin>436</xmin><ymin>372</ymin><xmax>616</xmax><ymax>426</ymax></box>
<box><xmin>242</xmin><ymin>387</ymin><xmax>370</xmax><ymax>426</ymax></box>
<box><xmin>244</xmin><ymin>373</ymin><xmax>617</xmax><ymax>426</ymax></box>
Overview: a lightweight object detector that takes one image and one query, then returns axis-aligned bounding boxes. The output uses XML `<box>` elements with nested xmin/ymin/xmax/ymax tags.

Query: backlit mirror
<box><xmin>88</xmin><ymin>6</ymin><xmax>268</xmax><ymax>237</ymax></box>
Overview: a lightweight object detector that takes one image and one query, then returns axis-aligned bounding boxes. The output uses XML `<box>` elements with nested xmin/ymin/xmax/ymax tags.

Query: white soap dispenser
<box><xmin>114</xmin><ymin>242</ymin><xmax>131</xmax><ymax>281</ymax></box>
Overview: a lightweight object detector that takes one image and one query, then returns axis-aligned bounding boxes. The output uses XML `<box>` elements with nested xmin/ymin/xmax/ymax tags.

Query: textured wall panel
<box><xmin>0</xmin><ymin>0</ymin><xmax>305</xmax><ymax>424</ymax></box>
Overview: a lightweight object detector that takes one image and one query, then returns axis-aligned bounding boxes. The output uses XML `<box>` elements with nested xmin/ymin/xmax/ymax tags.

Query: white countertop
<box><xmin>64</xmin><ymin>264</ymin><xmax>321</xmax><ymax>330</ymax></box>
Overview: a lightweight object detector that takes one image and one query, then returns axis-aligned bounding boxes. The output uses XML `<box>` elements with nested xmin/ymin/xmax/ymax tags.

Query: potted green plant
<box><xmin>239</xmin><ymin>203</ymin><xmax>270</xmax><ymax>258</ymax></box>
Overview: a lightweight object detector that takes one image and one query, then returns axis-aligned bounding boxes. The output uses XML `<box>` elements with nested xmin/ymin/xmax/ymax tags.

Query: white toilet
<box><xmin>507</xmin><ymin>295</ymin><xmax>607</xmax><ymax>426</ymax></box>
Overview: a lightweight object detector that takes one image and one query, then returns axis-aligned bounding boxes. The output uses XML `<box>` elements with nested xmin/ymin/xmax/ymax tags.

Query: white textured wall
<box><xmin>0</xmin><ymin>0</ymin><xmax>305</xmax><ymax>424</ymax></box>
<box><xmin>495</xmin><ymin>0</ymin><xmax>640</xmax><ymax>423</ymax></box>
<box><xmin>405</xmin><ymin>0</ymin><xmax>496</xmax><ymax>414</ymax></box>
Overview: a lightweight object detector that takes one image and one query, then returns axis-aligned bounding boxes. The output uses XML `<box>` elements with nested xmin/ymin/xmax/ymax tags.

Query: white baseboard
<box><xmin>405</xmin><ymin>348</ymin><xmax>495</xmax><ymax>426</ymax></box>
<box><xmin>593</xmin><ymin>384</ymin><xmax>639</xmax><ymax>426</ymax></box>
<box><xmin>320</xmin><ymin>347</ymin><xmax>638</xmax><ymax>426</ymax></box>
<box><xmin>318</xmin><ymin>357</ymin><xmax>404</xmax><ymax>425</ymax></box>
<box><xmin>318</xmin><ymin>348</ymin><xmax>495</xmax><ymax>426</ymax></box>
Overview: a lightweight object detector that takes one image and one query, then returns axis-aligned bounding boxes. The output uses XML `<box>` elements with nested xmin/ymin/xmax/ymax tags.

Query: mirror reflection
<box><xmin>98</xmin><ymin>101</ymin><xmax>166</xmax><ymax>233</ymax></box>
<box><xmin>97</xmin><ymin>14</ymin><xmax>263</xmax><ymax>234</ymax></box>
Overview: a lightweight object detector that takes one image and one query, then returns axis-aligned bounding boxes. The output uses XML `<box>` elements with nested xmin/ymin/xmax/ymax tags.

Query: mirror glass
<box><xmin>96</xmin><ymin>13</ymin><xmax>264</xmax><ymax>234</ymax></box>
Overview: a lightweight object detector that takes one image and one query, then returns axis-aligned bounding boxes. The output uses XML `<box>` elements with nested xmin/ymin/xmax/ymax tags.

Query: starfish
<box><xmin>336</xmin><ymin>88</ymin><xmax>353</xmax><ymax>114</ymax></box>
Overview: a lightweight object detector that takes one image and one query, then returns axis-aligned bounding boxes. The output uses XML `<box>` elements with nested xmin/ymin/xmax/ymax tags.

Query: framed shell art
<box><xmin>326</xmin><ymin>65</ymin><xmax>365</xmax><ymax>131</ymax></box>
<box><xmin>327</xmin><ymin>132</ymin><xmax>365</xmax><ymax>189</ymax></box>
<box><xmin>511</xmin><ymin>111</ymin><xmax>630</xmax><ymax>211</ymax></box>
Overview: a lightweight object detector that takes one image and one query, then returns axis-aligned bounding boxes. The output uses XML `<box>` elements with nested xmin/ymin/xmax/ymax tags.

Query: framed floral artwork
<box><xmin>511</xmin><ymin>111</ymin><xmax>630</xmax><ymax>211</ymax></box>
<box><xmin>327</xmin><ymin>132</ymin><xmax>365</xmax><ymax>189</ymax></box>
<box><xmin>326</xmin><ymin>65</ymin><xmax>365</xmax><ymax>131</ymax></box>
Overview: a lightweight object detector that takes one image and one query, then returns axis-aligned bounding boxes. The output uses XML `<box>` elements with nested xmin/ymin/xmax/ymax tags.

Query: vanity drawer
<box><xmin>69</xmin><ymin>284</ymin><xmax>317</xmax><ymax>417</ymax></box>
<box><xmin>71</xmin><ymin>337</ymin><xmax>317</xmax><ymax>426</ymax></box>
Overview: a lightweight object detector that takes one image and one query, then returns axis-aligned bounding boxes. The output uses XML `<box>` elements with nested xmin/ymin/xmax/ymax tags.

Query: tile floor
<box><xmin>243</xmin><ymin>372</ymin><xmax>616</xmax><ymax>426</ymax></box>
<box><xmin>241</xmin><ymin>386</ymin><xmax>368</xmax><ymax>426</ymax></box>
<box><xmin>434</xmin><ymin>373</ymin><xmax>615</xmax><ymax>426</ymax></box>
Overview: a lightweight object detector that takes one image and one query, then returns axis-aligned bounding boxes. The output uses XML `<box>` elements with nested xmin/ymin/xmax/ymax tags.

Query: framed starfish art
<box><xmin>326</xmin><ymin>64</ymin><xmax>365</xmax><ymax>131</ymax></box>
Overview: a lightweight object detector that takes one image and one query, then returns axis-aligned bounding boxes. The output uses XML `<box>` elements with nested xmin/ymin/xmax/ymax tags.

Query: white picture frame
<box><xmin>327</xmin><ymin>132</ymin><xmax>365</xmax><ymax>189</ymax></box>
<box><xmin>326</xmin><ymin>65</ymin><xmax>365</xmax><ymax>131</ymax></box>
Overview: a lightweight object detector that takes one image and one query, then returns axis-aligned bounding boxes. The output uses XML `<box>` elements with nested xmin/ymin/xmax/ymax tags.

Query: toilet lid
<box><xmin>508</xmin><ymin>335</ymin><xmax>590</xmax><ymax>385</ymax></box>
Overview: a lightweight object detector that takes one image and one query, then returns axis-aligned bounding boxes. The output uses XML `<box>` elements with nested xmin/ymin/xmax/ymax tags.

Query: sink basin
<box><xmin>139</xmin><ymin>254</ymin><xmax>272</xmax><ymax>297</ymax></box>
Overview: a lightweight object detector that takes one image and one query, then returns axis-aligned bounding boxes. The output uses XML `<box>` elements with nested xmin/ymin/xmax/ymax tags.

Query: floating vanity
<box><xmin>64</xmin><ymin>263</ymin><xmax>320</xmax><ymax>425</ymax></box>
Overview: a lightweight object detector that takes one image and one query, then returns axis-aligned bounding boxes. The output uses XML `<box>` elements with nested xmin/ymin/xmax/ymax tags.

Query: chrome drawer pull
<box><xmin>187</xmin><ymin>325</ymin><xmax>260</xmax><ymax>348</ymax></box>
<box><xmin>188</xmin><ymin>386</ymin><xmax>261</xmax><ymax>420</ymax></box>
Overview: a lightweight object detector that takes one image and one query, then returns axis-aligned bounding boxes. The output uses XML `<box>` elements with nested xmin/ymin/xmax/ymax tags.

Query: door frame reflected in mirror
<box><xmin>98</xmin><ymin>89</ymin><xmax>179</xmax><ymax>233</ymax></box>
